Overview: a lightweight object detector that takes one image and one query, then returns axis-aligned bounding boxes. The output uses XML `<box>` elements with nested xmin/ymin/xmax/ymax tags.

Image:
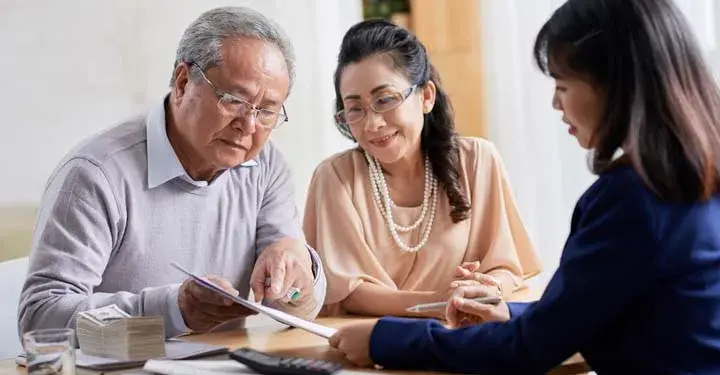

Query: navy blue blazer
<box><xmin>369</xmin><ymin>165</ymin><xmax>720</xmax><ymax>374</ymax></box>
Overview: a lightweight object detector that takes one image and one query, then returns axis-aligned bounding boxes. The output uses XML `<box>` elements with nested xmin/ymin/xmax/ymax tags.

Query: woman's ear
<box><xmin>421</xmin><ymin>80</ymin><xmax>437</xmax><ymax>114</ymax></box>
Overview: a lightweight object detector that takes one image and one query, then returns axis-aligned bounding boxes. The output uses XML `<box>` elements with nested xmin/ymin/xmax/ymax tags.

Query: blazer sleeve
<box><xmin>369</xmin><ymin>170</ymin><xmax>659</xmax><ymax>374</ymax></box>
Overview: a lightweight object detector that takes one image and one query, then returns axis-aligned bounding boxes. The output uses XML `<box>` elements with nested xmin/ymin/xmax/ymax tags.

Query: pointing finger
<box><xmin>267</xmin><ymin>260</ymin><xmax>287</xmax><ymax>300</ymax></box>
<box><xmin>249</xmin><ymin>261</ymin><xmax>267</xmax><ymax>302</ymax></box>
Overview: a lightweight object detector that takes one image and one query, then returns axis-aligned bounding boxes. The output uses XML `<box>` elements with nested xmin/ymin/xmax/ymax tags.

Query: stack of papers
<box><xmin>76</xmin><ymin>305</ymin><xmax>165</xmax><ymax>360</ymax></box>
<box><xmin>143</xmin><ymin>359</ymin><xmax>254</xmax><ymax>374</ymax></box>
<box><xmin>76</xmin><ymin>339</ymin><xmax>229</xmax><ymax>372</ymax></box>
<box><xmin>143</xmin><ymin>359</ymin><xmax>380</xmax><ymax>375</ymax></box>
<box><xmin>16</xmin><ymin>339</ymin><xmax>230</xmax><ymax>374</ymax></box>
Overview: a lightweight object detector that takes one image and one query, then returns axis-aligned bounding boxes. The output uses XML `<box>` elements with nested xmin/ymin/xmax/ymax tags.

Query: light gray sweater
<box><xmin>18</xmin><ymin>103</ymin><xmax>326</xmax><ymax>338</ymax></box>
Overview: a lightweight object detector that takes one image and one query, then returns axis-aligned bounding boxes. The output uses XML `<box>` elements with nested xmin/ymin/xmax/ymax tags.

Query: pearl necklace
<box><xmin>364</xmin><ymin>150</ymin><xmax>438</xmax><ymax>253</ymax></box>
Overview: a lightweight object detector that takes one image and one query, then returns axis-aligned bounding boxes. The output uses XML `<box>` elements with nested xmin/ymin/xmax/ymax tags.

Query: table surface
<box><xmin>0</xmin><ymin>288</ymin><xmax>591</xmax><ymax>375</ymax></box>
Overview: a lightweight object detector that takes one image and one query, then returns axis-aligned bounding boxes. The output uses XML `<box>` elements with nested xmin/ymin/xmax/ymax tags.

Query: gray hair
<box><xmin>170</xmin><ymin>6</ymin><xmax>296</xmax><ymax>93</ymax></box>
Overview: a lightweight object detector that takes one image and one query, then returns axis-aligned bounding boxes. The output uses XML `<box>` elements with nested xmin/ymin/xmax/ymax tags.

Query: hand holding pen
<box><xmin>406</xmin><ymin>295</ymin><xmax>502</xmax><ymax>313</ymax></box>
<box><xmin>445</xmin><ymin>284</ymin><xmax>511</xmax><ymax>328</ymax></box>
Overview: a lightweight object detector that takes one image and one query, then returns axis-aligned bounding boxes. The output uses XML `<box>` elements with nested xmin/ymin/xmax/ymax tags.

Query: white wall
<box><xmin>0</xmin><ymin>0</ymin><xmax>359</xmax><ymax>212</ymax></box>
<box><xmin>4</xmin><ymin>0</ymin><xmax>718</xmax><ymax>287</ymax></box>
<box><xmin>480</xmin><ymin>0</ymin><xmax>593</xmax><ymax>288</ymax></box>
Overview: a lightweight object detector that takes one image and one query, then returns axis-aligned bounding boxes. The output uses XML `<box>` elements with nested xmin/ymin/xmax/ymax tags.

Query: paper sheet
<box><xmin>144</xmin><ymin>359</ymin><xmax>256</xmax><ymax>375</ymax></box>
<box><xmin>144</xmin><ymin>359</ymin><xmax>378</xmax><ymax>375</ymax></box>
<box><xmin>73</xmin><ymin>339</ymin><xmax>228</xmax><ymax>370</ymax></box>
<box><xmin>170</xmin><ymin>262</ymin><xmax>337</xmax><ymax>339</ymax></box>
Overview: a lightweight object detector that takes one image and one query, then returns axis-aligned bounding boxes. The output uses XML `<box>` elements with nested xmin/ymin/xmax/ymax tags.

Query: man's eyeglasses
<box><xmin>190</xmin><ymin>62</ymin><xmax>289</xmax><ymax>130</ymax></box>
<box><xmin>334</xmin><ymin>85</ymin><xmax>417</xmax><ymax>126</ymax></box>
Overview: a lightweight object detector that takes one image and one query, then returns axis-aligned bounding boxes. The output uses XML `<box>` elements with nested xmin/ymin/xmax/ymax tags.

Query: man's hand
<box><xmin>250</xmin><ymin>237</ymin><xmax>314</xmax><ymax>304</ymax></box>
<box><xmin>178</xmin><ymin>275</ymin><xmax>257</xmax><ymax>332</ymax></box>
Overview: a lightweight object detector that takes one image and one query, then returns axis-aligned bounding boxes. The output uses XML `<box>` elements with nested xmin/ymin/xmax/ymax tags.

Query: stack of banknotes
<box><xmin>76</xmin><ymin>304</ymin><xmax>166</xmax><ymax>361</ymax></box>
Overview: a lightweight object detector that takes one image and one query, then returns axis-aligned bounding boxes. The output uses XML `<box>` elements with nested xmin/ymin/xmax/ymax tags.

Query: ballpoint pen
<box><xmin>405</xmin><ymin>296</ymin><xmax>502</xmax><ymax>313</ymax></box>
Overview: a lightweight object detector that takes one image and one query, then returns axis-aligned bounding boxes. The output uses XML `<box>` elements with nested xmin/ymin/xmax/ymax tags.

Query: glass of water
<box><xmin>23</xmin><ymin>328</ymin><xmax>76</xmax><ymax>375</ymax></box>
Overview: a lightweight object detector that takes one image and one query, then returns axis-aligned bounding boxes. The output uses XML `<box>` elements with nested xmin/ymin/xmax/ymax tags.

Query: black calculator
<box><xmin>229</xmin><ymin>347</ymin><xmax>343</xmax><ymax>375</ymax></box>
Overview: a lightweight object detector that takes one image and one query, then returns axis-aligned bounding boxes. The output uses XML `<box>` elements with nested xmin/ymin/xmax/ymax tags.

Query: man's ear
<box><xmin>171</xmin><ymin>63</ymin><xmax>192</xmax><ymax>105</ymax></box>
<box><xmin>421</xmin><ymin>80</ymin><xmax>437</xmax><ymax>114</ymax></box>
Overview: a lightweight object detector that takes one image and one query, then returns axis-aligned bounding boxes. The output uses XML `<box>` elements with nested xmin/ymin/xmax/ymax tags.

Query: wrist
<box><xmin>303</xmin><ymin>247</ymin><xmax>313</xmax><ymax>273</ymax></box>
<box><xmin>487</xmin><ymin>270</ymin><xmax>517</xmax><ymax>297</ymax></box>
<box><xmin>169</xmin><ymin>282</ymin><xmax>190</xmax><ymax>336</ymax></box>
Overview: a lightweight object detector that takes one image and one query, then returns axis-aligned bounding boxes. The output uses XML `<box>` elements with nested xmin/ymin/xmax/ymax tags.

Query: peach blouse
<box><xmin>303</xmin><ymin>137</ymin><xmax>542</xmax><ymax>314</ymax></box>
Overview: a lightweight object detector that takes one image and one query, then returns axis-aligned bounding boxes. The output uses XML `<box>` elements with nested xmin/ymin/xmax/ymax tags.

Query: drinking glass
<box><xmin>23</xmin><ymin>328</ymin><xmax>76</xmax><ymax>375</ymax></box>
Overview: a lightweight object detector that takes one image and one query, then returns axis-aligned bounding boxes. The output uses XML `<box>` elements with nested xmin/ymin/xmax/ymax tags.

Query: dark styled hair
<box><xmin>534</xmin><ymin>0</ymin><xmax>720</xmax><ymax>202</ymax></box>
<box><xmin>333</xmin><ymin>19</ymin><xmax>470</xmax><ymax>222</ymax></box>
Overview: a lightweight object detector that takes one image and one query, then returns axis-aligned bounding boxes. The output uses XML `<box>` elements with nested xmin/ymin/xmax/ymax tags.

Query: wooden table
<box><xmin>182</xmin><ymin>316</ymin><xmax>589</xmax><ymax>375</ymax></box>
<box><xmin>0</xmin><ymin>288</ymin><xmax>591</xmax><ymax>374</ymax></box>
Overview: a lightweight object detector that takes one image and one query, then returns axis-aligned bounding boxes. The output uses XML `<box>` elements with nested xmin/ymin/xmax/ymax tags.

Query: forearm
<box><xmin>370</xmin><ymin>316</ymin><xmax>535</xmax><ymax>373</ymax></box>
<box><xmin>342</xmin><ymin>282</ymin><xmax>441</xmax><ymax>318</ymax></box>
<box><xmin>19</xmin><ymin>276</ymin><xmax>186</xmax><ymax>338</ymax></box>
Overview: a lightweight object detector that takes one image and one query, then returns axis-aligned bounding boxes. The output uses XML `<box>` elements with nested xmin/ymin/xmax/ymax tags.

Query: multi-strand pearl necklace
<box><xmin>364</xmin><ymin>150</ymin><xmax>438</xmax><ymax>253</ymax></box>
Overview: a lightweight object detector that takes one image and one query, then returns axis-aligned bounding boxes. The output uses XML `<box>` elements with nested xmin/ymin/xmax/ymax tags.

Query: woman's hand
<box><xmin>329</xmin><ymin>320</ymin><xmax>377</xmax><ymax>367</ymax></box>
<box><xmin>453</xmin><ymin>261</ymin><xmax>503</xmax><ymax>296</ymax></box>
<box><xmin>424</xmin><ymin>278</ymin><xmax>483</xmax><ymax>320</ymax></box>
<box><xmin>412</xmin><ymin>261</ymin><xmax>504</xmax><ymax>320</ymax></box>
<box><xmin>446</xmin><ymin>284</ymin><xmax>511</xmax><ymax>328</ymax></box>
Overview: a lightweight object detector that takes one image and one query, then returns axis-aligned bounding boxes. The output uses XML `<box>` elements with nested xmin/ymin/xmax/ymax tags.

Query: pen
<box><xmin>405</xmin><ymin>296</ymin><xmax>502</xmax><ymax>313</ymax></box>
<box><xmin>265</xmin><ymin>277</ymin><xmax>302</xmax><ymax>302</ymax></box>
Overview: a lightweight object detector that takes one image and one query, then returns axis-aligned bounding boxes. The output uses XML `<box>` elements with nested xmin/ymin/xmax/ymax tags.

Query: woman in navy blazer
<box><xmin>329</xmin><ymin>0</ymin><xmax>720</xmax><ymax>373</ymax></box>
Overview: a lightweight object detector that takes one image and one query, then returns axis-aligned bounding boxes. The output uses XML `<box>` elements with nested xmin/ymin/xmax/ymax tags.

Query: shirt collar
<box><xmin>146</xmin><ymin>98</ymin><xmax>258</xmax><ymax>189</ymax></box>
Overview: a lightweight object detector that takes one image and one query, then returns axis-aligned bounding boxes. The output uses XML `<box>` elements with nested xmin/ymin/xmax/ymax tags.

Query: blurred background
<box><xmin>0</xmin><ymin>0</ymin><xmax>718</xmax><ymax>289</ymax></box>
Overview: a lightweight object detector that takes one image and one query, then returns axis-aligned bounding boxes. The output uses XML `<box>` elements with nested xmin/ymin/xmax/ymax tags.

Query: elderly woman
<box><xmin>303</xmin><ymin>19</ymin><xmax>542</xmax><ymax>318</ymax></box>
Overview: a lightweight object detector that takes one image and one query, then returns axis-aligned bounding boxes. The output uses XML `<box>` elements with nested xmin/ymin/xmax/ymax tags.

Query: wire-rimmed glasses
<box><xmin>334</xmin><ymin>85</ymin><xmax>417</xmax><ymax>126</ymax></box>
<box><xmin>191</xmin><ymin>62</ymin><xmax>289</xmax><ymax>130</ymax></box>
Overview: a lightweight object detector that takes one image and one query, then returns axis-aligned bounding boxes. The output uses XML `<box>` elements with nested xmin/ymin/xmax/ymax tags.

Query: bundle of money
<box><xmin>76</xmin><ymin>304</ymin><xmax>166</xmax><ymax>361</ymax></box>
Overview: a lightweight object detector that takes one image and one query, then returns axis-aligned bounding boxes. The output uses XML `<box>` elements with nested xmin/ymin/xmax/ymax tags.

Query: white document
<box><xmin>144</xmin><ymin>359</ymin><xmax>257</xmax><ymax>375</ymax></box>
<box><xmin>144</xmin><ymin>359</ymin><xmax>379</xmax><ymax>375</ymax></box>
<box><xmin>16</xmin><ymin>340</ymin><xmax>227</xmax><ymax>370</ymax></box>
<box><xmin>74</xmin><ymin>339</ymin><xmax>228</xmax><ymax>370</ymax></box>
<box><xmin>170</xmin><ymin>262</ymin><xmax>337</xmax><ymax>339</ymax></box>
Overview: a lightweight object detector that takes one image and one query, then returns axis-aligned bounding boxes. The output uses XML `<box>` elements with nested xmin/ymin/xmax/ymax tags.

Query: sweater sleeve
<box><xmin>369</xmin><ymin>170</ymin><xmax>659</xmax><ymax>374</ymax></box>
<box><xmin>18</xmin><ymin>158</ymin><xmax>188</xmax><ymax>338</ymax></box>
<box><xmin>255</xmin><ymin>142</ymin><xmax>326</xmax><ymax>320</ymax></box>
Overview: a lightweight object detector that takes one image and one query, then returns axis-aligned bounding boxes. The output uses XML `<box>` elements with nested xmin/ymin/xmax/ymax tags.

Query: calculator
<box><xmin>229</xmin><ymin>347</ymin><xmax>343</xmax><ymax>375</ymax></box>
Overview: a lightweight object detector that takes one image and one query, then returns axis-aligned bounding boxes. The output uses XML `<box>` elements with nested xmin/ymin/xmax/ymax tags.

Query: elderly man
<box><xmin>18</xmin><ymin>6</ymin><xmax>325</xmax><ymax>338</ymax></box>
